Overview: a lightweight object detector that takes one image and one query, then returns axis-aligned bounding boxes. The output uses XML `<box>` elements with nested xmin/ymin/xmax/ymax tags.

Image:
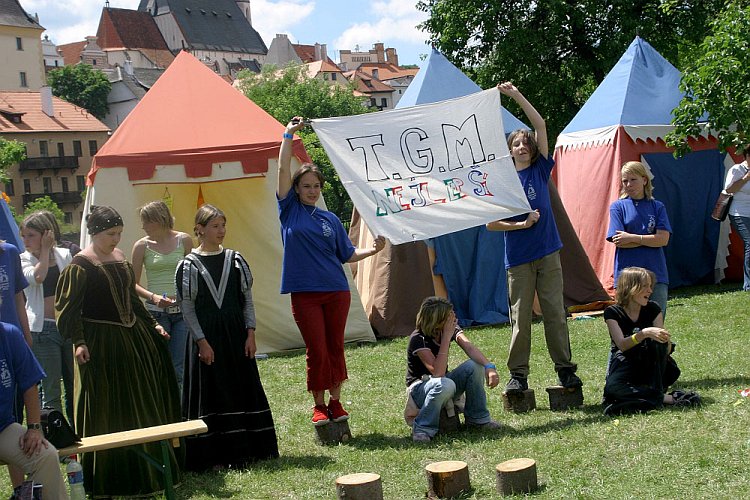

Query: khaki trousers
<box><xmin>506</xmin><ymin>251</ymin><xmax>575</xmax><ymax>377</ymax></box>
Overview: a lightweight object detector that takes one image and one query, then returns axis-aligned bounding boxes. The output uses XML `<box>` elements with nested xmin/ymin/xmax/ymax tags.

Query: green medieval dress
<box><xmin>56</xmin><ymin>254</ymin><xmax>183</xmax><ymax>498</ymax></box>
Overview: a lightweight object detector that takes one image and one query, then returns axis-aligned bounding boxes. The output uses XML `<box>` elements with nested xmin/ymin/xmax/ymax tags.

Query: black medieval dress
<box><xmin>56</xmin><ymin>255</ymin><xmax>183</xmax><ymax>497</ymax></box>
<box><xmin>177</xmin><ymin>248</ymin><xmax>278</xmax><ymax>471</ymax></box>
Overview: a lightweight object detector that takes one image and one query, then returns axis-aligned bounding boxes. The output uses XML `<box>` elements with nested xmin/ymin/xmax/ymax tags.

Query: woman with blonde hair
<box><xmin>176</xmin><ymin>204</ymin><xmax>278</xmax><ymax>470</ymax></box>
<box><xmin>607</xmin><ymin>161</ymin><xmax>672</xmax><ymax>314</ymax></box>
<box><xmin>132</xmin><ymin>200</ymin><xmax>193</xmax><ymax>391</ymax></box>
<box><xmin>603</xmin><ymin>267</ymin><xmax>698</xmax><ymax>415</ymax></box>
<box><xmin>405</xmin><ymin>296</ymin><xmax>500</xmax><ymax>442</ymax></box>
<box><xmin>20</xmin><ymin>211</ymin><xmax>74</xmax><ymax>424</ymax></box>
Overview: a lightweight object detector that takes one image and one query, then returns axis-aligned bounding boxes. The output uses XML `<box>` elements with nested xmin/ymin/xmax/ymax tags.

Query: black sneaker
<box><xmin>557</xmin><ymin>367</ymin><xmax>583</xmax><ymax>389</ymax></box>
<box><xmin>504</xmin><ymin>376</ymin><xmax>528</xmax><ymax>394</ymax></box>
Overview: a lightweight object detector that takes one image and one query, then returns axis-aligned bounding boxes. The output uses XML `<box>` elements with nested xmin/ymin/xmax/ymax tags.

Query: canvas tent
<box><xmin>350</xmin><ymin>49</ymin><xmax>609</xmax><ymax>337</ymax></box>
<box><xmin>554</xmin><ymin>37</ymin><xmax>738</xmax><ymax>292</ymax></box>
<box><xmin>83</xmin><ymin>50</ymin><xmax>375</xmax><ymax>353</ymax></box>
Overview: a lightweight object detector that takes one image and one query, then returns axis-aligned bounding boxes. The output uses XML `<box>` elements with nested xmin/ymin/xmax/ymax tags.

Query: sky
<box><xmin>20</xmin><ymin>0</ymin><xmax>432</xmax><ymax>66</ymax></box>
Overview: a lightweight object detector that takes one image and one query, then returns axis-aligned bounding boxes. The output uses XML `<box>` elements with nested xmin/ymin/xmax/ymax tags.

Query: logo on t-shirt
<box><xmin>526</xmin><ymin>183</ymin><xmax>537</xmax><ymax>201</ymax></box>
<box><xmin>0</xmin><ymin>359</ymin><xmax>11</xmax><ymax>389</ymax></box>
<box><xmin>0</xmin><ymin>265</ymin><xmax>9</xmax><ymax>294</ymax></box>
<box><xmin>648</xmin><ymin>215</ymin><xmax>656</xmax><ymax>234</ymax></box>
<box><xmin>321</xmin><ymin>219</ymin><xmax>333</xmax><ymax>238</ymax></box>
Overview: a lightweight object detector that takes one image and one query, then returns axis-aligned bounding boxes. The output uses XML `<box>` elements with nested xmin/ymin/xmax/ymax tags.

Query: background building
<box><xmin>0</xmin><ymin>0</ymin><xmax>45</xmax><ymax>90</ymax></box>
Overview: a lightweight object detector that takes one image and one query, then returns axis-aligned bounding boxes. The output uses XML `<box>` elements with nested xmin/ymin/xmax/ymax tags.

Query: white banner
<box><xmin>312</xmin><ymin>88</ymin><xmax>531</xmax><ymax>244</ymax></box>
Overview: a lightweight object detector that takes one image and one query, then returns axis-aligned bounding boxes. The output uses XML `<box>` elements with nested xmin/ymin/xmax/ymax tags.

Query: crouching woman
<box><xmin>603</xmin><ymin>267</ymin><xmax>699</xmax><ymax>415</ymax></box>
<box><xmin>406</xmin><ymin>296</ymin><xmax>501</xmax><ymax>442</ymax></box>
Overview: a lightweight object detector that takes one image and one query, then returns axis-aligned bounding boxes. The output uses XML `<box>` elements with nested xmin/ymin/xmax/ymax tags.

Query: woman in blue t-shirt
<box><xmin>607</xmin><ymin>161</ymin><xmax>672</xmax><ymax>314</ymax></box>
<box><xmin>278</xmin><ymin>117</ymin><xmax>386</xmax><ymax>426</ymax></box>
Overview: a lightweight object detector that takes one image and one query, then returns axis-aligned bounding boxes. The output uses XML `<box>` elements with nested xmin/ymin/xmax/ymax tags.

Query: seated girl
<box><xmin>603</xmin><ymin>267</ymin><xmax>700</xmax><ymax>415</ymax></box>
<box><xmin>406</xmin><ymin>296</ymin><xmax>501</xmax><ymax>442</ymax></box>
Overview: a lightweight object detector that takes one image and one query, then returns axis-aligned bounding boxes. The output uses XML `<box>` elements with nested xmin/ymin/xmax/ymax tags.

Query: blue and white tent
<box><xmin>554</xmin><ymin>37</ymin><xmax>734</xmax><ymax>291</ymax></box>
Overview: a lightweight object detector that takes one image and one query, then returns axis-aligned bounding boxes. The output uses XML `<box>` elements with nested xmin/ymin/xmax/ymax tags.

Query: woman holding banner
<box><xmin>487</xmin><ymin>83</ymin><xmax>582</xmax><ymax>395</ymax></box>
<box><xmin>278</xmin><ymin>118</ymin><xmax>386</xmax><ymax>426</ymax></box>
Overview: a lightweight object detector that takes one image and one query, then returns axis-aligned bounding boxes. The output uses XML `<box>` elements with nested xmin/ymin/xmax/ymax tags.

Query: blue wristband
<box><xmin>484</xmin><ymin>363</ymin><xmax>496</xmax><ymax>370</ymax></box>
<box><xmin>282</xmin><ymin>133</ymin><xmax>293</xmax><ymax>140</ymax></box>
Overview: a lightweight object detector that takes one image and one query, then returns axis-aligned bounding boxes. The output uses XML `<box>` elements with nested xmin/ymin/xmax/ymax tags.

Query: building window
<box><xmin>39</xmin><ymin>141</ymin><xmax>48</xmax><ymax>157</ymax></box>
<box><xmin>76</xmin><ymin>175</ymin><xmax>86</xmax><ymax>191</ymax></box>
<box><xmin>88</xmin><ymin>140</ymin><xmax>98</xmax><ymax>156</ymax></box>
<box><xmin>323</xmin><ymin>73</ymin><xmax>329</xmax><ymax>80</ymax></box>
<box><xmin>73</xmin><ymin>141</ymin><xmax>82</xmax><ymax>157</ymax></box>
<box><xmin>23</xmin><ymin>179</ymin><xmax>31</xmax><ymax>194</ymax></box>
<box><xmin>381</xmin><ymin>98</ymin><xmax>387</xmax><ymax>108</ymax></box>
<box><xmin>92</xmin><ymin>59</ymin><xmax>97</xmax><ymax>66</ymax></box>
<box><xmin>370</xmin><ymin>98</ymin><xmax>377</xmax><ymax>108</ymax></box>
<box><xmin>61</xmin><ymin>177</ymin><xmax>69</xmax><ymax>192</ymax></box>
<box><xmin>64</xmin><ymin>212</ymin><xmax>73</xmax><ymax>224</ymax></box>
<box><xmin>57</xmin><ymin>143</ymin><xmax>65</xmax><ymax>157</ymax></box>
<box><xmin>4</xmin><ymin>180</ymin><xmax>14</xmax><ymax>196</ymax></box>
<box><xmin>19</xmin><ymin>72</ymin><xmax>27</xmax><ymax>88</ymax></box>
<box><xmin>16</xmin><ymin>37</ymin><xmax>22</xmax><ymax>50</ymax></box>
<box><xmin>331</xmin><ymin>73</ymin><xmax>337</xmax><ymax>81</ymax></box>
<box><xmin>43</xmin><ymin>177</ymin><xmax>52</xmax><ymax>193</ymax></box>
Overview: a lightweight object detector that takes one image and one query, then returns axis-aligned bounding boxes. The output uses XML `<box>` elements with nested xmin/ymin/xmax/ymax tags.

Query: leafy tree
<box><xmin>237</xmin><ymin>64</ymin><xmax>372</xmax><ymax>224</ymax></box>
<box><xmin>0</xmin><ymin>137</ymin><xmax>26</xmax><ymax>183</ymax></box>
<box><xmin>416</xmin><ymin>0</ymin><xmax>725</xmax><ymax>144</ymax></box>
<box><xmin>48</xmin><ymin>64</ymin><xmax>111</xmax><ymax>119</ymax></box>
<box><xmin>666</xmin><ymin>1</ymin><xmax>750</xmax><ymax>156</ymax></box>
<box><xmin>24</xmin><ymin>196</ymin><xmax>65</xmax><ymax>223</ymax></box>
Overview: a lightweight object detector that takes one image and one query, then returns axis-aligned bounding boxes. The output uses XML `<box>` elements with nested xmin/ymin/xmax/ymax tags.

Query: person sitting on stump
<box><xmin>406</xmin><ymin>296</ymin><xmax>501</xmax><ymax>442</ymax></box>
<box><xmin>603</xmin><ymin>267</ymin><xmax>700</xmax><ymax>415</ymax></box>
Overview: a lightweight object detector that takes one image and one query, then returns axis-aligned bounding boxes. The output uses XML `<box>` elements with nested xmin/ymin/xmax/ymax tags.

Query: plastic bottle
<box><xmin>65</xmin><ymin>457</ymin><xmax>86</xmax><ymax>500</ymax></box>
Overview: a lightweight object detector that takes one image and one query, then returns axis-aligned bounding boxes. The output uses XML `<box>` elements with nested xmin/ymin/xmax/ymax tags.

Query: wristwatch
<box><xmin>27</xmin><ymin>423</ymin><xmax>42</xmax><ymax>431</ymax></box>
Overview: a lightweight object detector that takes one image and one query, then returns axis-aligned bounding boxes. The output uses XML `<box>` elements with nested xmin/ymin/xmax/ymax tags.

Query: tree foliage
<box><xmin>417</xmin><ymin>0</ymin><xmax>725</xmax><ymax>145</ymax></box>
<box><xmin>23</xmin><ymin>196</ymin><xmax>65</xmax><ymax>223</ymax></box>
<box><xmin>666</xmin><ymin>1</ymin><xmax>750</xmax><ymax>155</ymax></box>
<box><xmin>0</xmin><ymin>137</ymin><xmax>26</xmax><ymax>183</ymax></box>
<box><xmin>48</xmin><ymin>64</ymin><xmax>111</xmax><ymax>119</ymax></box>
<box><xmin>237</xmin><ymin>64</ymin><xmax>371</xmax><ymax>224</ymax></box>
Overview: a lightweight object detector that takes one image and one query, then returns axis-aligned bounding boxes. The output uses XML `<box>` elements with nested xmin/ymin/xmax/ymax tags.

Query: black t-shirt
<box><xmin>603</xmin><ymin>301</ymin><xmax>661</xmax><ymax>355</ymax></box>
<box><xmin>405</xmin><ymin>327</ymin><xmax>459</xmax><ymax>386</ymax></box>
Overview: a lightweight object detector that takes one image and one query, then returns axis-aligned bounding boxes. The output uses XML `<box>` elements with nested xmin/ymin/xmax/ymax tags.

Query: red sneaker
<box><xmin>328</xmin><ymin>399</ymin><xmax>349</xmax><ymax>422</ymax></box>
<box><xmin>312</xmin><ymin>404</ymin><xmax>330</xmax><ymax>426</ymax></box>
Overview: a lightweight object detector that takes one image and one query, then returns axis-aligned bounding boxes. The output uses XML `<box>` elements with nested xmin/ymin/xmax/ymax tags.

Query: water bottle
<box><xmin>65</xmin><ymin>457</ymin><xmax>86</xmax><ymax>500</ymax></box>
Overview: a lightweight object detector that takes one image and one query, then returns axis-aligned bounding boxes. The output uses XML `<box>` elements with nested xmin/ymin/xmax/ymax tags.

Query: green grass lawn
<box><xmin>2</xmin><ymin>284</ymin><xmax>749</xmax><ymax>498</ymax></box>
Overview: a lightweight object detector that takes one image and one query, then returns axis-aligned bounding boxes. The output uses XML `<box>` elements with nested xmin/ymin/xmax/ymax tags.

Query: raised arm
<box><xmin>497</xmin><ymin>82</ymin><xmax>548</xmax><ymax>158</ymax></box>
<box><xmin>277</xmin><ymin>117</ymin><xmax>306</xmax><ymax>200</ymax></box>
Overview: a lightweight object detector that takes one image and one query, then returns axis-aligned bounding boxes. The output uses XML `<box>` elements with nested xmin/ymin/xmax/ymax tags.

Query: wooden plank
<box><xmin>58</xmin><ymin>420</ymin><xmax>207</xmax><ymax>456</ymax></box>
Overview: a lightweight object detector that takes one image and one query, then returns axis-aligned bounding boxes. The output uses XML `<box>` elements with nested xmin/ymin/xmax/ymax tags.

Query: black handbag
<box><xmin>40</xmin><ymin>407</ymin><xmax>80</xmax><ymax>449</ymax></box>
<box><xmin>711</xmin><ymin>192</ymin><xmax>733</xmax><ymax>221</ymax></box>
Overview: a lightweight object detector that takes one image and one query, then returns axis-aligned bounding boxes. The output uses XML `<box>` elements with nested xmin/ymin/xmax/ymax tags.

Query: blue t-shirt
<box><xmin>0</xmin><ymin>242</ymin><xmax>28</xmax><ymax>328</ymax></box>
<box><xmin>278</xmin><ymin>190</ymin><xmax>355</xmax><ymax>294</ymax></box>
<box><xmin>0</xmin><ymin>322</ymin><xmax>44</xmax><ymax>432</ymax></box>
<box><xmin>607</xmin><ymin>198</ymin><xmax>672</xmax><ymax>285</ymax></box>
<box><xmin>503</xmin><ymin>155</ymin><xmax>563</xmax><ymax>268</ymax></box>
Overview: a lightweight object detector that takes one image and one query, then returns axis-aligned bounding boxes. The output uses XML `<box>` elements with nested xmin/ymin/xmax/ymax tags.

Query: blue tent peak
<box><xmin>562</xmin><ymin>37</ymin><xmax>685</xmax><ymax>134</ymax></box>
<box><xmin>397</xmin><ymin>48</ymin><xmax>526</xmax><ymax>133</ymax></box>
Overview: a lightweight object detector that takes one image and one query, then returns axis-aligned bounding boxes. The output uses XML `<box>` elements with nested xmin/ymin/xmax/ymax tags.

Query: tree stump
<box><xmin>438</xmin><ymin>405</ymin><xmax>460</xmax><ymax>434</ymax></box>
<box><xmin>335</xmin><ymin>472</ymin><xmax>383</xmax><ymax>500</ymax></box>
<box><xmin>546</xmin><ymin>385</ymin><xmax>584</xmax><ymax>411</ymax></box>
<box><xmin>425</xmin><ymin>460</ymin><xmax>470</xmax><ymax>498</ymax></box>
<box><xmin>502</xmin><ymin>389</ymin><xmax>536</xmax><ymax>413</ymax></box>
<box><xmin>496</xmin><ymin>458</ymin><xmax>538</xmax><ymax>496</ymax></box>
<box><xmin>315</xmin><ymin>420</ymin><xmax>352</xmax><ymax>445</ymax></box>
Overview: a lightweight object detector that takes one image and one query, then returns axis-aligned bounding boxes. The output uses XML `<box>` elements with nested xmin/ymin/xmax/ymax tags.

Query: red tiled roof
<box><xmin>357</xmin><ymin>62</ymin><xmax>418</xmax><ymax>80</ymax></box>
<box><xmin>57</xmin><ymin>41</ymin><xmax>86</xmax><ymax>66</ymax></box>
<box><xmin>0</xmin><ymin>92</ymin><xmax>109</xmax><ymax>133</ymax></box>
<box><xmin>345</xmin><ymin>70</ymin><xmax>393</xmax><ymax>94</ymax></box>
<box><xmin>292</xmin><ymin>44</ymin><xmax>338</xmax><ymax>66</ymax></box>
<box><xmin>97</xmin><ymin>8</ymin><xmax>170</xmax><ymax>51</ymax></box>
<box><xmin>305</xmin><ymin>60</ymin><xmax>345</xmax><ymax>79</ymax></box>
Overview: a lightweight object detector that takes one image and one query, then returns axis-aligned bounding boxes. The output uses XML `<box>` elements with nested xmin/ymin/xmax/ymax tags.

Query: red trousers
<box><xmin>291</xmin><ymin>291</ymin><xmax>351</xmax><ymax>391</ymax></box>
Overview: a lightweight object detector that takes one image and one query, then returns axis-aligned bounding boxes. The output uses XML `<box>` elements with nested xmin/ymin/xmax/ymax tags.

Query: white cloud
<box><xmin>250</xmin><ymin>0</ymin><xmax>316</xmax><ymax>45</ymax></box>
<box><xmin>333</xmin><ymin>7</ymin><xmax>429</xmax><ymax>53</ymax></box>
